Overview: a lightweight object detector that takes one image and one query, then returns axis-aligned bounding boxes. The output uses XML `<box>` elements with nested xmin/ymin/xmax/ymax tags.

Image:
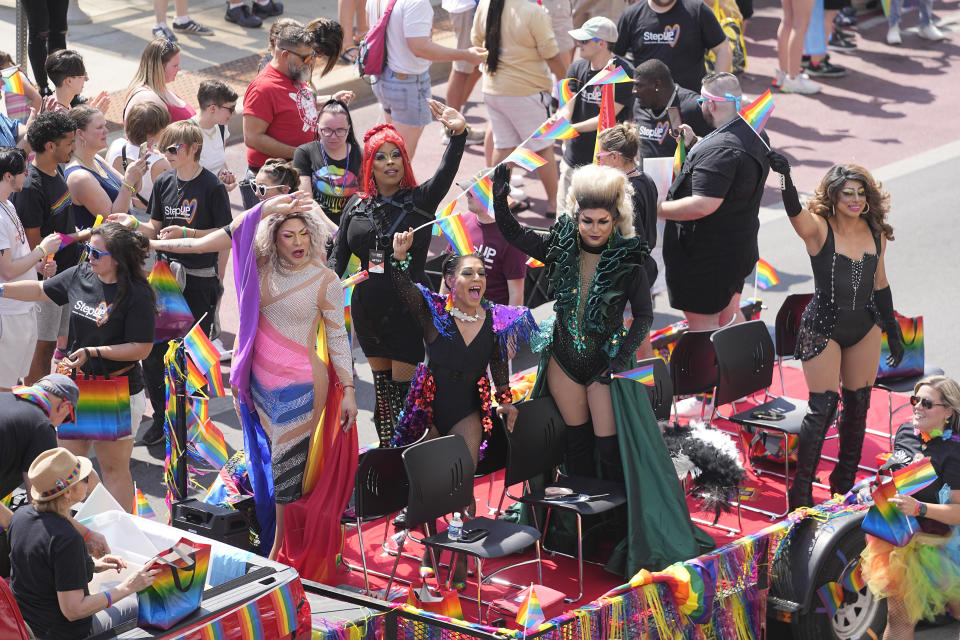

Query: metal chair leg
<box><xmin>564</xmin><ymin>514</ymin><xmax>584</xmax><ymax>603</ymax></box>
<box><xmin>384</xmin><ymin>530</ymin><xmax>408</xmax><ymax>599</ymax></box>
<box><xmin>476</xmin><ymin>558</ymin><xmax>484</xmax><ymax>623</ymax></box>
<box><xmin>356</xmin><ymin>517</ymin><xmax>372</xmax><ymax>597</ymax></box>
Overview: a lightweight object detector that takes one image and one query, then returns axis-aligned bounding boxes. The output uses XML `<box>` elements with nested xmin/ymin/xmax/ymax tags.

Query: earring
<box><xmin>862</xmin><ymin>201</ymin><xmax>870</xmax><ymax>215</ymax></box>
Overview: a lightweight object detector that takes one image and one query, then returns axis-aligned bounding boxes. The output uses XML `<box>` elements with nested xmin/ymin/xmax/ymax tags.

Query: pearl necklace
<box><xmin>449</xmin><ymin>305</ymin><xmax>481</xmax><ymax>322</ymax></box>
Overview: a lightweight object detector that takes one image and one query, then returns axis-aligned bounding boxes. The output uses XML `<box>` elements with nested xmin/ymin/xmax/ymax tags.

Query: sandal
<box><xmin>339</xmin><ymin>46</ymin><xmax>359</xmax><ymax>65</ymax></box>
<box><xmin>509</xmin><ymin>198</ymin><xmax>530</xmax><ymax>213</ymax></box>
<box><xmin>353</xmin><ymin>32</ymin><xmax>368</xmax><ymax>46</ymax></box>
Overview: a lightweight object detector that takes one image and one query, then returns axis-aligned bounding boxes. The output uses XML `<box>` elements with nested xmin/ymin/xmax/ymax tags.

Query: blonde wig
<box><xmin>563</xmin><ymin>164</ymin><xmax>635</xmax><ymax>239</ymax></box>
<box><xmin>255</xmin><ymin>208</ymin><xmax>330</xmax><ymax>266</ymax></box>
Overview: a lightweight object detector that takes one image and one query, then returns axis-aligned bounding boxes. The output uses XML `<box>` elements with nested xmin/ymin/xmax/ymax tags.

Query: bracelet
<box><xmin>182</xmin><ymin>228</ymin><xmax>187</xmax><ymax>239</ymax></box>
<box><xmin>341</xmin><ymin>384</ymin><xmax>355</xmax><ymax>389</ymax></box>
<box><xmin>389</xmin><ymin>254</ymin><xmax>412</xmax><ymax>271</ymax></box>
<box><xmin>83</xmin><ymin>529</ymin><xmax>92</xmax><ymax>541</ymax></box>
<box><xmin>104</xmin><ymin>590</ymin><xmax>113</xmax><ymax>608</ymax></box>
<box><xmin>129</xmin><ymin>216</ymin><xmax>140</xmax><ymax>230</ymax></box>
<box><xmin>122</xmin><ymin>181</ymin><xmax>136</xmax><ymax>195</ymax></box>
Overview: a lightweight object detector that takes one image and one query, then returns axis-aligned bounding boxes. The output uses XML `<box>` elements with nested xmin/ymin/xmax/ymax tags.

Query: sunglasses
<box><xmin>164</xmin><ymin>143</ymin><xmax>185</xmax><ymax>155</ymax></box>
<box><xmin>219</xmin><ymin>103</ymin><xmax>237</xmax><ymax>114</ymax></box>
<box><xmin>281</xmin><ymin>48</ymin><xmax>315</xmax><ymax>65</ymax></box>
<box><xmin>252</xmin><ymin>182</ymin><xmax>286</xmax><ymax>197</ymax></box>
<box><xmin>85</xmin><ymin>243</ymin><xmax>111</xmax><ymax>260</ymax></box>
<box><xmin>911</xmin><ymin>395</ymin><xmax>948</xmax><ymax>410</ymax></box>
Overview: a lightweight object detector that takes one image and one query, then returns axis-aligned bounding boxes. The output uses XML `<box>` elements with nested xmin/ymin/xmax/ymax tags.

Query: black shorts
<box><xmin>824</xmin><ymin>0</ymin><xmax>850</xmax><ymax>12</ymax></box>
<box><xmin>831</xmin><ymin>309</ymin><xmax>876</xmax><ymax>348</ymax></box>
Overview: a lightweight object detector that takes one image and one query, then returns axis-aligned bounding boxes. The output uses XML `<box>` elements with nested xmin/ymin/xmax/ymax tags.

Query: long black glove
<box><xmin>492</xmin><ymin>163</ymin><xmax>511</xmax><ymax>210</ymax></box>
<box><xmin>767</xmin><ymin>151</ymin><xmax>802</xmax><ymax>218</ymax></box>
<box><xmin>874</xmin><ymin>286</ymin><xmax>905</xmax><ymax>367</ymax></box>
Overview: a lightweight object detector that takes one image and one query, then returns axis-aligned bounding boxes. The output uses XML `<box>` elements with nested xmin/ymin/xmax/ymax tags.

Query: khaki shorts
<box><xmin>36</xmin><ymin>298</ymin><xmax>70</xmax><ymax>342</ymax></box>
<box><xmin>541</xmin><ymin>0</ymin><xmax>575</xmax><ymax>53</ymax></box>
<box><xmin>0</xmin><ymin>308</ymin><xmax>38</xmax><ymax>387</ymax></box>
<box><xmin>484</xmin><ymin>91</ymin><xmax>556</xmax><ymax>152</ymax></box>
<box><xmin>450</xmin><ymin>9</ymin><xmax>478</xmax><ymax>74</ymax></box>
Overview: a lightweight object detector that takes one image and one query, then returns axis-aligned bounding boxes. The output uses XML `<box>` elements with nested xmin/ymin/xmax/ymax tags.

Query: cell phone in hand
<box><xmin>139</xmin><ymin>141</ymin><xmax>149</xmax><ymax>157</ymax></box>
<box><xmin>667</xmin><ymin>106</ymin><xmax>682</xmax><ymax>138</ymax></box>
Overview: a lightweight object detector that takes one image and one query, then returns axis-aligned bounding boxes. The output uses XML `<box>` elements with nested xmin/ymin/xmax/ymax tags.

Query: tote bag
<box><xmin>57</xmin><ymin>373</ymin><xmax>132</xmax><ymax>441</ymax></box>
<box><xmin>137</xmin><ymin>538</ymin><xmax>212</xmax><ymax>630</ymax></box>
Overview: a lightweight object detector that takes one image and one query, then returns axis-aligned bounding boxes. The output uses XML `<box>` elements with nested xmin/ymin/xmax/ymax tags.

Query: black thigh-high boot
<box><xmin>388</xmin><ymin>379</ymin><xmax>412</xmax><ymax>439</ymax></box>
<box><xmin>788</xmin><ymin>390</ymin><xmax>840</xmax><ymax>510</ymax></box>
<box><xmin>595</xmin><ymin>435</ymin><xmax>624</xmax><ymax>482</ymax></box>
<box><xmin>564</xmin><ymin>422</ymin><xmax>596</xmax><ymax>478</ymax></box>
<box><xmin>372</xmin><ymin>370</ymin><xmax>394</xmax><ymax>448</ymax></box>
<box><xmin>829</xmin><ymin>386</ymin><xmax>872</xmax><ymax>495</ymax></box>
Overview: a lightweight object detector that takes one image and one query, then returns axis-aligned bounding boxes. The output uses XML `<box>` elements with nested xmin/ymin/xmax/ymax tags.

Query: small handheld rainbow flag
<box><xmin>612</xmin><ymin>364</ymin><xmax>655</xmax><ymax>386</ymax></box>
<box><xmin>739</xmin><ymin>90</ymin><xmax>775</xmax><ymax>135</ymax></box>
<box><xmin>586</xmin><ymin>65</ymin><xmax>632</xmax><ymax>86</ymax></box>
<box><xmin>207</xmin><ymin>364</ymin><xmax>225</xmax><ymax>397</ymax></box>
<box><xmin>341</xmin><ymin>269</ymin><xmax>369</xmax><ymax>289</ymax></box>
<box><xmin>185</xmin><ymin>356</ymin><xmax>209</xmax><ymax>396</ymax></box>
<box><xmin>1</xmin><ymin>67</ymin><xmax>26</xmax><ymax>95</ymax></box>
<box><xmin>893</xmin><ymin>457</ymin><xmax>937</xmax><ymax>496</ymax></box>
<box><xmin>557</xmin><ymin>78</ymin><xmax>577</xmax><ymax>108</ymax></box>
<box><xmin>841</xmin><ymin>561</ymin><xmax>866</xmax><ymax>594</ymax></box>
<box><xmin>183</xmin><ymin>324</ymin><xmax>220</xmax><ymax>374</ymax></box>
<box><xmin>515</xmin><ymin>585</ymin><xmax>546</xmax><ymax>630</ymax></box>
<box><xmin>433</xmin><ymin>200</ymin><xmax>455</xmax><ymax>237</ymax></box>
<box><xmin>534</xmin><ymin>116</ymin><xmax>579</xmax><ymax>140</ymax></box>
<box><xmin>504</xmin><ymin>148</ymin><xmax>547</xmax><ymax>172</ymax></box>
<box><xmin>756</xmin><ymin>259</ymin><xmax>780</xmax><ymax>290</ymax></box>
<box><xmin>436</xmin><ymin>211</ymin><xmax>474</xmax><ymax>256</ymax></box>
<box><xmin>134</xmin><ymin>486</ymin><xmax>157</xmax><ymax>519</ymax></box>
<box><xmin>816</xmin><ymin>581</ymin><xmax>843</xmax><ymax>617</ymax></box>
<box><xmin>469</xmin><ymin>176</ymin><xmax>494</xmax><ymax>212</ymax></box>
<box><xmin>193</xmin><ymin>419</ymin><xmax>228</xmax><ymax>469</ymax></box>
<box><xmin>865</xmin><ymin>478</ymin><xmax>918</xmax><ymax>546</ymax></box>
<box><xmin>55</xmin><ymin>232</ymin><xmax>76</xmax><ymax>252</ymax></box>
<box><xmin>526</xmin><ymin>256</ymin><xmax>545</xmax><ymax>268</ymax></box>
<box><xmin>672</xmin><ymin>134</ymin><xmax>686</xmax><ymax>181</ymax></box>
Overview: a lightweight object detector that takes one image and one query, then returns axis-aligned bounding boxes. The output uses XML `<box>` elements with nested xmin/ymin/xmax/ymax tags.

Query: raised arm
<box><xmin>413</xmin><ymin>100</ymin><xmax>468</xmax><ymax>211</ymax></box>
<box><xmin>767</xmin><ymin>151</ymin><xmax>827</xmax><ymax>253</ymax></box>
<box><xmin>391</xmin><ymin>228</ymin><xmax>439</xmax><ymax>343</ymax></box>
<box><xmin>492</xmin><ymin>164</ymin><xmax>549</xmax><ymax>261</ymax></box>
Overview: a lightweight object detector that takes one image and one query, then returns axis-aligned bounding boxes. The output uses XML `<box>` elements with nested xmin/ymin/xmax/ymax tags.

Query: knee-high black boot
<box><xmin>596</xmin><ymin>435</ymin><xmax>624</xmax><ymax>483</ymax></box>
<box><xmin>372</xmin><ymin>370</ymin><xmax>394</xmax><ymax>448</ymax></box>
<box><xmin>388</xmin><ymin>379</ymin><xmax>412</xmax><ymax>439</ymax></box>
<box><xmin>564</xmin><ymin>422</ymin><xmax>596</xmax><ymax>478</ymax></box>
<box><xmin>788</xmin><ymin>390</ymin><xmax>840</xmax><ymax>510</ymax></box>
<box><xmin>829</xmin><ymin>386</ymin><xmax>872</xmax><ymax>495</ymax></box>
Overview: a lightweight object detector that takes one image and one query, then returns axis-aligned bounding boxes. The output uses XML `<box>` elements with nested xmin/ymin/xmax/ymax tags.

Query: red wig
<box><xmin>359</xmin><ymin>124</ymin><xmax>418</xmax><ymax>197</ymax></box>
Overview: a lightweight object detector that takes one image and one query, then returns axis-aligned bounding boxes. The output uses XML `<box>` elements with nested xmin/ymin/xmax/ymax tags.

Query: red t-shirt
<box><xmin>242</xmin><ymin>65</ymin><xmax>318</xmax><ymax>169</ymax></box>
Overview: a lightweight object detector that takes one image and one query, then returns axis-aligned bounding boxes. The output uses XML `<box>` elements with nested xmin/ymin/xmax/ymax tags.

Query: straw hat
<box><xmin>28</xmin><ymin>448</ymin><xmax>93</xmax><ymax>502</ymax></box>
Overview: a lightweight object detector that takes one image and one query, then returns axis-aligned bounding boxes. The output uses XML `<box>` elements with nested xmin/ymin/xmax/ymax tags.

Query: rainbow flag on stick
<box><xmin>193</xmin><ymin>419</ymin><xmax>228</xmax><ymax>470</ymax></box>
<box><xmin>865</xmin><ymin>478</ymin><xmax>918</xmax><ymax>546</ymax></box>
<box><xmin>183</xmin><ymin>323</ymin><xmax>220</xmax><ymax>374</ymax></box>
<box><xmin>515</xmin><ymin>585</ymin><xmax>546</xmax><ymax>630</ymax></box>
<box><xmin>534</xmin><ymin>116</ymin><xmax>579</xmax><ymax>140</ymax></box>
<box><xmin>436</xmin><ymin>210</ymin><xmax>474</xmax><ymax>256</ymax></box>
<box><xmin>207</xmin><ymin>364</ymin><xmax>225</xmax><ymax>397</ymax></box>
<box><xmin>469</xmin><ymin>176</ymin><xmax>494</xmax><ymax>213</ymax></box>
<box><xmin>185</xmin><ymin>356</ymin><xmax>208</xmax><ymax>396</ymax></box>
<box><xmin>756</xmin><ymin>259</ymin><xmax>780</xmax><ymax>290</ymax></box>
<box><xmin>586</xmin><ymin>65</ymin><xmax>632</xmax><ymax>86</ymax></box>
<box><xmin>592</xmin><ymin>84</ymin><xmax>617</xmax><ymax>163</ymax></box>
<box><xmin>893</xmin><ymin>457</ymin><xmax>937</xmax><ymax>496</ymax></box>
<box><xmin>841</xmin><ymin>561</ymin><xmax>866</xmax><ymax>594</ymax></box>
<box><xmin>433</xmin><ymin>201</ymin><xmax>455</xmax><ymax>236</ymax></box>
<box><xmin>341</xmin><ymin>270</ymin><xmax>369</xmax><ymax>289</ymax></box>
<box><xmin>672</xmin><ymin>136</ymin><xmax>686</xmax><ymax>181</ymax></box>
<box><xmin>504</xmin><ymin>148</ymin><xmax>547</xmax><ymax>172</ymax></box>
<box><xmin>1</xmin><ymin>67</ymin><xmax>26</xmax><ymax>95</ymax></box>
<box><xmin>816</xmin><ymin>581</ymin><xmax>843</xmax><ymax>617</ymax></box>
<box><xmin>739</xmin><ymin>90</ymin><xmax>775</xmax><ymax>134</ymax></box>
<box><xmin>557</xmin><ymin>78</ymin><xmax>577</xmax><ymax>108</ymax></box>
<box><xmin>612</xmin><ymin>364</ymin><xmax>655</xmax><ymax>385</ymax></box>
<box><xmin>526</xmin><ymin>256</ymin><xmax>545</xmax><ymax>268</ymax></box>
<box><xmin>134</xmin><ymin>486</ymin><xmax>157</xmax><ymax>519</ymax></box>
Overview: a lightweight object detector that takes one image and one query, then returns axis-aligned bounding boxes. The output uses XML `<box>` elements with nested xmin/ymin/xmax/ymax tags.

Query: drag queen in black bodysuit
<box><xmin>329</xmin><ymin>101</ymin><xmax>468</xmax><ymax>447</ymax></box>
<box><xmin>769</xmin><ymin>154</ymin><xmax>905</xmax><ymax>509</ymax></box>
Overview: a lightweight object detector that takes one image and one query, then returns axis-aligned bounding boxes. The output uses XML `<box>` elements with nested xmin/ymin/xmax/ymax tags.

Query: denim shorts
<box><xmin>373</xmin><ymin>68</ymin><xmax>433</xmax><ymax>127</ymax></box>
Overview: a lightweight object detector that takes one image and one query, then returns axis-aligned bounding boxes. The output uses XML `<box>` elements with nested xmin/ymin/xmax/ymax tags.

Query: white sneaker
<box><xmin>510</xmin><ymin>173</ymin><xmax>524</xmax><ymax>187</ymax></box>
<box><xmin>917</xmin><ymin>23</ymin><xmax>945</xmax><ymax>40</ymax></box>
<box><xmin>509</xmin><ymin>186</ymin><xmax>527</xmax><ymax>202</ymax></box>
<box><xmin>887</xmin><ymin>24</ymin><xmax>902</xmax><ymax>45</ymax></box>
<box><xmin>772</xmin><ymin>68</ymin><xmax>785</xmax><ymax>88</ymax></box>
<box><xmin>674</xmin><ymin>395</ymin><xmax>714</xmax><ymax>419</ymax></box>
<box><xmin>780</xmin><ymin>74</ymin><xmax>821</xmax><ymax>94</ymax></box>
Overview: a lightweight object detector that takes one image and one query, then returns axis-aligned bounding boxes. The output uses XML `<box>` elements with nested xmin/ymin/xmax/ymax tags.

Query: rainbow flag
<box><xmin>433</xmin><ymin>200</ymin><xmax>455</xmax><ymax>236</ymax></box>
<box><xmin>183</xmin><ymin>324</ymin><xmax>220</xmax><ymax>374</ymax></box>
<box><xmin>672</xmin><ymin>136</ymin><xmax>686</xmax><ymax>181</ymax></box>
<box><xmin>341</xmin><ymin>269</ymin><xmax>369</xmax><ymax>289</ymax></box>
<box><xmin>469</xmin><ymin>176</ymin><xmax>494</xmax><ymax>213</ymax></box>
<box><xmin>893</xmin><ymin>457</ymin><xmax>937</xmax><ymax>496</ymax></box>
<box><xmin>866</xmin><ymin>478</ymin><xmax>918</xmax><ymax>547</ymax></box>
<box><xmin>557</xmin><ymin>78</ymin><xmax>577</xmax><ymax>108</ymax></box>
<box><xmin>194</xmin><ymin>419</ymin><xmax>228</xmax><ymax>469</ymax></box>
<box><xmin>526</xmin><ymin>256</ymin><xmax>545</xmax><ymax>268</ymax></box>
<box><xmin>816</xmin><ymin>581</ymin><xmax>843</xmax><ymax>617</ymax></box>
<box><xmin>267</xmin><ymin>583</ymin><xmax>298</xmax><ymax>636</ymax></box>
<box><xmin>149</xmin><ymin>260</ymin><xmax>194</xmax><ymax>342</ymax></box>
<box><xmin>1</xmin><ymin>67</ymin><xmax>26</xmax><ymax>95</ymax></box>
<box><xmin>756</xmin><ymin>259</ymin><xmax>780</xmax><ymax>290</ymax></box>
<box><xmin>55</xmin><ymin>232</ymin><xmax>76</xmax><ymax>252</ymax></box>
<box><xmin>185</xmin><ymin>356</ymin><xmax>208</xmax><ymax>396</ymax></box>
<box><xmin>504</xmin><ymin>148</ymin><xmax>547</xmax><ymax>172</ymax></box>
<box><xmin>515</xmin><ymin>585</ymin><xmax>546</xmax><ymax>630</ymax></box>
<box><xmin>739</xmin><ymin>90</ymin><xmax>774</xmax><ymax>135</ymax></box>
<box><xmin>593</xmin><ymin>84</ymin><xmax>617</xmax><ymax>163</ymax></box>
<box><xmin>134</xmin><ymin>486</ymin><xmax>157</xmax><ymax>519</ymax></box>
<box><xmin>586</xmin><ymin>65</ymin><xmax>632</xmax><ymax>86</ymax></box>
<box><xmin>534</xmin><ymin>116</ymin><xmax>579</xmax><ymax>140</ymax></box>
<box><xmin>207</xmin><ymin>364</ymin><xmax>225</xmax><ymax>397</ymax></box>
<box><xmin>612</xmin><ymin>364</ymin><xmax>655</xmax><ymax>386</ymax></box>
<box><xmin>436</xmin><ymin>211</ymin><xmax>474</xmax><ymax>256</ymax></box>
<box><xmin>841</xmin><ymin>561</ymin><xmax>866</xmax><ymax>594</ymax></box>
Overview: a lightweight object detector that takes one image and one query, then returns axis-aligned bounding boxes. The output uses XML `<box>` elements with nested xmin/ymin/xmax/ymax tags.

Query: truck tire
<box><xmin>792</xmin><ymin>527</ymin><xmax>886</xmax><ymax>640</ymax></box>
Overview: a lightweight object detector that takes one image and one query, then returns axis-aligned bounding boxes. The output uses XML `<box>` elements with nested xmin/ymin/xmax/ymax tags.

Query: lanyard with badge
<box><xmin>363</xmin><ymin>195</ymin><xmax>409</xmax><ymax>274</ymax></box>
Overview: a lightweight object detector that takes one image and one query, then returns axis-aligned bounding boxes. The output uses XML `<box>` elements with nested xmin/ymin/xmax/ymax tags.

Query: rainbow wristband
<box><xmin>104</xmin><ymin>590</ymin><xmax>112</xmax><ymax>607</ymax></box>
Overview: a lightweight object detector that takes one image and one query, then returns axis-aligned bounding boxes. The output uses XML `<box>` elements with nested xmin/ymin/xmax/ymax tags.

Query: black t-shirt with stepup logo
<box><xmin>614</xmin><ymin>0</ymin><xmax>726</xmax><ymax>92</ymax></box>
<box><xmin>562</xmin><ymin>56</ymin><xmax>635</xmax><ymax>168</ymax></box>
<box><xmin>43</xmin><ymin>263</ymin><xmax>156</xmax><ymax>393</ymax></box>
<box><xmin>633</xmin><ymin>85</ymin><xmax>711</xmax><ymax>162</ymax></box>
<box><xmin>149</xmin><ymin>167</ymin><xmax>231</xmax><ymax>271</ymax></box>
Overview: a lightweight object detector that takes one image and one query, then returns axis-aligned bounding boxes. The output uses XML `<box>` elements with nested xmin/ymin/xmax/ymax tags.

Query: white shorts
<box><xmin>540</xmin><ymin>0</ymin><xmax>575</xmax><ymax>53</ymax></box>
<box><xmin>484</xmin><ymin>91</ymin><xmax>556</xmax><ymax>152</ymax></box>
<box><xmin>450</xmin><ymin>9</ymin><xmax>478</xmax><ymax>74</ymax></box>
<box><xmin>127</xmin><ymin>390</ymin><xmax>148</xmax><ymax>441</ymax></box>
<box><xmin>0</xmin><ymin>308</ymin><xmax>38</xmax><ymax>387</ymax></box>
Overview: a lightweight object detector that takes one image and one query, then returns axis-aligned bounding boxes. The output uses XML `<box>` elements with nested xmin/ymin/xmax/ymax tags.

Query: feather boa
<box><xmin>662</xmin><ymin>422</ymin><xmax>745</xmax><ymax>523</ymax></box>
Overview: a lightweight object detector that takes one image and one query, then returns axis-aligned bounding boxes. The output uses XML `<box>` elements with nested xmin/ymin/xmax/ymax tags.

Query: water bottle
<box><xmin>448</xmin><ymin>512</ymin><xmax>463</xmax><ymax>541</ymax></box>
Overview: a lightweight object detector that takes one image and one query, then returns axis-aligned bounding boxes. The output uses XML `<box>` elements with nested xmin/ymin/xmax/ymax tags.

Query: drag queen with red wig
<box><xmin>330</xmin><ymin>99</ymin><xmax>469</xmax><ymax>447</ymax></box>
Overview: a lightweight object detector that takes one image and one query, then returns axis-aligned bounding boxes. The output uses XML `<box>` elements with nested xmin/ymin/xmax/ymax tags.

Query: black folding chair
<box><xmin>636</xmin><ymin>357</ymin><xmax>673</xmax><ymax>422</ymax></box>
<box><xmin>340</xmin><ymin>447</ymin><xmax>412</xmax><ymax>597</ymax></box>
<box><xmin>669</xmin><ymin>328</ymin><xmax>719</xmax><ymax>421</ymax></box>
<box><xmin>475</xmin><ymin>414</ymin><xmax>509</xmax><ymax>516</ymax></box>
<box><xmin>391</xmin><ymin>435</ymin><xmax>542</xmax><ymax>621</ymax></box>
<box><xmin>710</xmin><ymin>320</ymin><xmax>808</xmax><ymax>520</ymax></box>
<box><xmin>773</xmin><ymin>293</ymin><xmax>813</xmax><ymax>393</ymax></box>
<box><xmin>500</xmin><ymin>396</ymin><xmax>626</xmax><ymax>603</ymax></box>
